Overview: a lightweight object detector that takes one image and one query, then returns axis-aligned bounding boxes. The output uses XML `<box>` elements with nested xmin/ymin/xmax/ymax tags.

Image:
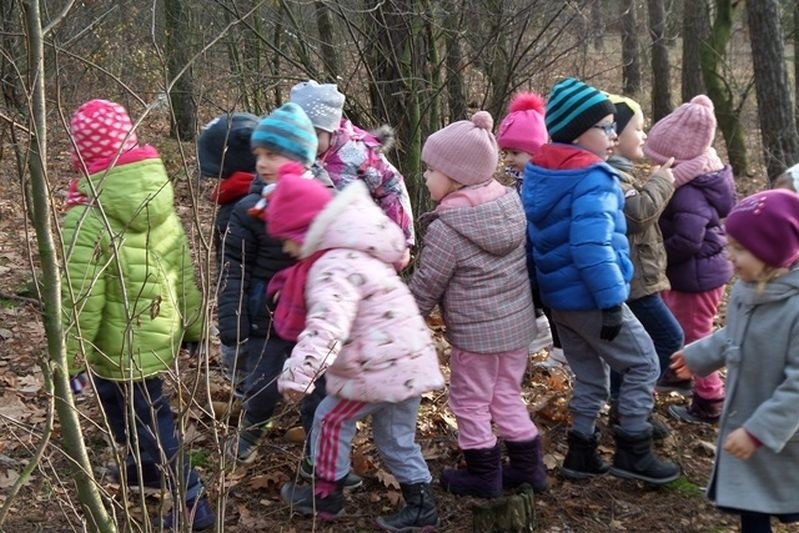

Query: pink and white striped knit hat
<box><xmin>70</xmin><ymin>99</ymin><xmax>138</xmax><ymax>171</ymax></box>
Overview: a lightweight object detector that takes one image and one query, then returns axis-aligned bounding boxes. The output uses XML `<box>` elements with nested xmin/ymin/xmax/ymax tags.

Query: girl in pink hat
<box><xmin>267</xmin><ymin>164</ymin><xmax>443</xmax><ymax>530</ymax></box>
<box><xmin>644</xmin><ymin>95</ymin><xmax>737</xmax><ymax>423</ymax></box>
<box><xmin>63</xmin><ymin>99</ymin><xmax>214</xmax><ymax>530</ymax></box>
<box><xmin>410</xmin><ymin>111</ymin><xmax>546</xmax><ymax>498</ymax></box>
<box><xmin>497</xmin><ymin>92</ymin><xmax>567</xmax><ymax>371</ymax></box>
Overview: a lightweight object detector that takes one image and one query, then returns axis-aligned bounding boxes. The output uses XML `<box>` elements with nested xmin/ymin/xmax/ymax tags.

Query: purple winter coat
<box><xmin>658</xmin><ymin>165</ymin><xmax>736</xmax><ymax>292</ymax></box>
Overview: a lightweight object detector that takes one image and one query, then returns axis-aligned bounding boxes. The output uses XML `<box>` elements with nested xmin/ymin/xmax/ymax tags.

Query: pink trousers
<box><xmin>448</xmin><ymin>346</ymin><xmax>538</xmax><ymax>450</ymax></box>
<box><xmin>662</xmin><ymin>287</ymin><xmax>726</xmax><ymax>400</ymax></box>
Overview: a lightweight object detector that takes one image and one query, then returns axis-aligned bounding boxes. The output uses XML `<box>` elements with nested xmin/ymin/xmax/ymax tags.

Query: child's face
<box><xmin>614</xmin><ymin>111</ymin><xmax>646</xmax><ymax>161</ymax></box>
<box><xmin>727</xmin><ymin>237</ymin><xmax>767</xmax><ymax>282</ymax></box>
<box><xmin>282</xmin><ymin>239</ymin><xmax>303</xmax><ymax>258</ymax></box>
<box><xmin>316</xmin><ymin>130</ymin><xmax>332</xmax><ymax>155</ymax></box>
<box><xmin>424</xmin><ymin>166</ymin><xmax>460</xmax><ymax>201</ymax></box>
<box><xmin>573</xmin><ymin>114</ymin><xmax>617</xmax><ymax>160</ymax></box>
<box><xmin>253</xmin><ymin>147</ymin><xmax>295</xmax><ymax>183</ymax></box>
<box><xmin>503</xmin><ymin>149</ymin><xmax>533</xmax><ymax>173</ymax></box>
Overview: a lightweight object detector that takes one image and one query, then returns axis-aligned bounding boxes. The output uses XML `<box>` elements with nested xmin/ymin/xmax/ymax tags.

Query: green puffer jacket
<box><xmin>61</xmin><ymin>152</ymin><xmax>203</xmax><ymax>380</ymax></box>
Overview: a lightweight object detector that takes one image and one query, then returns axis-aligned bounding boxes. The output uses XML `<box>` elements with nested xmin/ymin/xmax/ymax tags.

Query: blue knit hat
<box><xmin>250</xmin><ymin>103</ymin><xmax>318</xmax><ymax>166</ymax></box>
<box><xmin>545</xmin><ymin>77</ymin><xmax>616</xmax><ymax>143</ymax></box>
<box><xmin>198</xmin><ymin>112</ymin><xmax>258</xmax><ymax>178</ymax></box>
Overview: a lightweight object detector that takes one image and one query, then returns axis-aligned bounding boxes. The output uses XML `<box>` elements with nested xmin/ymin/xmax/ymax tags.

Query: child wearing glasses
<box><xmin>643</xmin><ymin>95</ymin><xmax>736</xmax><ymax>425</ymax></box>
<box><xmin>522</xmin><ymin>78</ymin><xmax>679</xmax><ymax>485</ymax></box>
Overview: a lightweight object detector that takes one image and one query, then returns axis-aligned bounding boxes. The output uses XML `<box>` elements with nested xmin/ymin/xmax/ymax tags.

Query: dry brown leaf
<box><xmin>375</xmin><ymin>468</ymin><xmax>399</xmax><ymax>490</ymax></box>
<box><xmin>0</xmin><ymin>469</ymin><xmax>20</xmax><ymax>488</ymax></box>
<box><xmin>249</xmin><ymin>471</ymin><xmax>288</xmax><ymax>491</ymax></box>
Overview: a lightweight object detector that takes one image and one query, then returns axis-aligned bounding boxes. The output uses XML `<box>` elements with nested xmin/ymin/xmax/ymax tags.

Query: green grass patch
<box><xmin>0</xmin><ymin>298</ymin><xmax>15</xmax><ymax>309</ymax></box>
<box><xmin>189</xmin><ymin>450</ymin><xmax>210</xmax><ymax>469</ymax></box>
<box><xmin>665</xmin><ymin>476</ymin><xmax>704</xmax><ymax>497</ymax></box>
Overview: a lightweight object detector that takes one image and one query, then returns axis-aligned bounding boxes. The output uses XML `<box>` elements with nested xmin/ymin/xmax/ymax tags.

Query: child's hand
<box><xmin>283</xmin><ymin>389</ymin><xmax>305</xmax><ymax>403</ymax></box>
<box><xmin>651</xmin><ymin>157</ymin><xmax>675</xmax><ymax>184</ymax></box>
<box><xmin>669</xmin><ymin>351</ymin><xmax>693</xmax><ymax>379</ymax></box>
<box><xmin>394</xmin><ymin>248</ymin><xmax>412</xmax><ymax>271</ymax></box>
<box><xmin>723</xmin><ymin>427</ymin><xmax>758</xmax><ymax>460</ymax></box>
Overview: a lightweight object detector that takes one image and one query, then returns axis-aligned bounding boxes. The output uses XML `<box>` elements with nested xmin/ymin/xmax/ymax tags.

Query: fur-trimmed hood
<box><xmin>300</xmin><ymin>180</ymin><xmax>406</xmax><ymax>264</ymax></box>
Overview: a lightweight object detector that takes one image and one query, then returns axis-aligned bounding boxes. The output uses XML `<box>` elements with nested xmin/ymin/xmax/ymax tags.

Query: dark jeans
<box><xmin>94</xmin><ymin>376</ymin><xmax>203</xmax><ymax>501</ymax></box>
<box><xmin>241</xmin><ymin>335</ymin><xmax>294</xmax><ymax>428</ymax></box>
<box><xmin>610</xmin><ymin>292</ymin><xmax>684</xmax><ymax>399</ymax></box>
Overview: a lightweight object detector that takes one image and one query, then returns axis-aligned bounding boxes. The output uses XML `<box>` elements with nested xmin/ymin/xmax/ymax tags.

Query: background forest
<box><xmin>0</xmin><ymin>0</ymin><xmax>798</xmax><ymax>531</ymax></box>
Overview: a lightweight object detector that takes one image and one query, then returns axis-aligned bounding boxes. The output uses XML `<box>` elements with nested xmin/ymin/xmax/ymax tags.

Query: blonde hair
<box><xmin>754</xmin><ymin>264</ymin><xmax>790</xmax><ymax>293</ymax></box>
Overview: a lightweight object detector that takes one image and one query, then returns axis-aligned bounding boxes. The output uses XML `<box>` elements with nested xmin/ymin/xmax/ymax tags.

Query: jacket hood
<box><xmin>436</xmin><ymin>190</ymin><xmax>525</xmax><ymax>256</ymax></box>
<box><xmin>80</xmin><ymin>148</ymin><xmax>174</xmax><ymax>232</ymax></box>
<box><xmin>531</xmin><ymin>143</ymin><xmax>604</xmax><ymax>170</ymax></box>
<box><xmin>685</xmin><ymin>165</ymin><xmax>736</xmax><ymax>218</ymax></box>
<box><xmin>733</xmin><ymin>266</ymin><xmax>799</xmax><ymax>307</ymax></box>
<box><xmin>301</xmin><ymin>180</ymin><xmax>405</xmax><ymax>263</ymax></box>
<box><xmin>524</xmin><ymin>158</ymin><xmax>619</xmax><ymax>226</ymax></box>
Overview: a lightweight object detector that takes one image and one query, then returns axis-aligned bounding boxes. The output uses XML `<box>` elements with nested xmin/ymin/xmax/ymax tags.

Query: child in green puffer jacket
<box><xmin>63</xmin><ymin>99</ymin><xmax>214</xmax><ymax>530</ymax></box>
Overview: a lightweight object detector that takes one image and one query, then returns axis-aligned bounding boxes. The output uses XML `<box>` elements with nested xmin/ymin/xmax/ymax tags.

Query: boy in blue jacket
<box><xmin>522</xmin><ymin>78</ymin><xmax>679</xmax><ymax>485</ymax></box>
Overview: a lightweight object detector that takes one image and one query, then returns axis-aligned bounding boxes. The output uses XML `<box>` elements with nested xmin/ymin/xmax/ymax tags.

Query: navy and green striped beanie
<box><xmin>545</xmin><ymin>77</ymin><xmax>615</xmax><ymax>143</ymax></box>
<box><xmin>250</xmin><ymin>103</ymin><xmax>318</xmax><ymax>166</ymax></box>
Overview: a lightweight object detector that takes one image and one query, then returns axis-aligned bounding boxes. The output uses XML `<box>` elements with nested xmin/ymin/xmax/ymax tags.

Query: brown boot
<box><xmin>668</xmin><ymin>396</ymin><xmax>723</xmax><ymax>424</ymax></box>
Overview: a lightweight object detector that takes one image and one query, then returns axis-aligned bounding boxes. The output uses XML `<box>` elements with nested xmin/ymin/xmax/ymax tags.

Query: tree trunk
<box><xmin>164</xmin><ymin>0</ymin><xmax>196</xmax><ymax>140</ymax></box>
<box><xmin>648</xmin><ymin>0</ymin><xmax>673</xmax><ymax>121</ymax></box>
<box><xmin>681</xmin><ymin>0</ymin><xmax>709</xmax><ymax>101</ymax></box>
<box><xmin>472</xmin><ymin>485</ymin><xmax>536</xmax><ymax>532</ymax></box>
<box><xmin>315</xmin><ymin>1</ymin><xmax>341</xmax><ymax>82</ymax></box>
<box><xmin>591</xmin><ymin>0</ymin><xmax>605</xmax><ymax>51</ymax></box>
<box><xmin>745</xmin><ymin>0</ymin><xmax>799</xmax><ymax>182</ymax></box>
<box><xmin>794</xmin><ymin>2</ymin><xmax>798</xmax><ymax>125</ymax></box>
<box><xmin>621</xmin><ymin>0</ymin><xmax>641</xmax><ymax>95</ymax></box>
<box><xmin>21</xmin><ymin>1</ymin><xmax>115</xmax><ymax>531</ymax></box>
<box><xmin>444</xmin><ymin>4</ymin><xmax>466</xmax><ymax>121</ymax></box>
<box><xmin>700</xmin><ymin>0</ymin><xmax>748</xmax><ymax>177</ymax></box>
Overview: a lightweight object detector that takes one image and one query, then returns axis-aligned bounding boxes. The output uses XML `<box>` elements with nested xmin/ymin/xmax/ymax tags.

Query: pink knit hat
<box><xmin>265</xmin><ymin>162</ymin><xmax>334</xmax><ymax>244</ymax></box>
<box><xmin>725</xmin><ymin>189</ymin><xmax>799</xmax><ymax>269</ymax></box>
<box><xmin>422</xmin><ymin>111</ymin><xmax>499</xmax><ymax>186</ymax></box>
<box><xmin>497</xmin><ymin>92</ymin><xmax>547</xmax><ymax>155</ymax></box>
<box><xmin>644</xmin><ymin>95</ymin><xmax>717</xmax><ymax>165</ymax></box>
<box><xmin>70</xmin><ymin>99</ymin><xmax>139</xmax><ymax>171</ymax></box>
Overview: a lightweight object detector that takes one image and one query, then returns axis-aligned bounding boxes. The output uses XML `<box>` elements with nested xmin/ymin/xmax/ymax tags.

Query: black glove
<box><xmin>600</xmin><ymin>305</ymin><xmax>623</xmax><ymax>341</ymax></box>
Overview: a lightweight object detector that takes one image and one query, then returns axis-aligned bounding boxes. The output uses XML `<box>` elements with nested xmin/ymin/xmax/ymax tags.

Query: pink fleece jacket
<box><xmin>277</xmin><ymin>181</ymin><xmax>444</xmax><ymax>403</ymax></box>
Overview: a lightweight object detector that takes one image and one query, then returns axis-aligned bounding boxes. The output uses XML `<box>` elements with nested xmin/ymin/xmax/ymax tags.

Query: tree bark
<box><xmin>21</xmin><ymin>1</ymin><xmax>115</xmax><ymax>531</ymax></box>
<box><xmin>591</xmin><ymin>0</ymin><xmax>605</xmax><ymax>51</ymax></box>
<box><xmin>681</xmin><ymin>0</ymin><xmax>709</xmax><ymax>101</ymax></box>
<box><xmin>444</xmin><ymin>3</ymin><xmax>466</xmax><ymax>121</ymax></box>
<box><xmin>164</xmin><ymin>0</ymin><xmax>196</xmax><ymax>140</ymax></box>
<box><xmin>745</xmin><ymin>0</ymin><xmax>799</xmax><ymax>182</ymax></box>
<box><xmin>314</xmin><ymin>1</ymin><xmax>341</xmax><ymax>82</ymax></box>
<box><xmin>700</xmin><ymin>0</ymin><xmax>748</xmax><ymax>177</ymax></box>
<box><xmin>648</xmin><ymin>0</ymin><xmax>673</xmax><ymax>121</ymax></box>
<box><xmin>794</xmin><ymin>2</ymin><xmax>798</xmax><ymax>125</ymax></box>
<box><xmin>621</xmin><ymin>0</ymin><xmax>641</xmax><ymax>95</ymax></box>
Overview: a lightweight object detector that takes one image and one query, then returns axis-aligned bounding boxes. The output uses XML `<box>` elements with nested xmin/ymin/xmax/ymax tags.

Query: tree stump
<box><xmin>471</xmin><ymin>484</ymin><xmax>536</xmax><ymax>532</ymax></box>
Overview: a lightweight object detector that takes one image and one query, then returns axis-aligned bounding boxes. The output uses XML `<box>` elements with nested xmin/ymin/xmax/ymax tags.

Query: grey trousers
<box><xmin>311</xmin><ymin>395</ymin><xmax>432</xmax><ymax>485</ymax></box>
<box><xmin>552</xmin><ymin>304</ymin><xmax>659</xmax><ymax>434</ymax></box>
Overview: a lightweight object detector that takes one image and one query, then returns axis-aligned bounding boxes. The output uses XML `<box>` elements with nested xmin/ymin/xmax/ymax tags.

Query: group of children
<box><xmin>59</xmin><ymin>75</ymin><xmax>799</xmax><ymax>532</ymax></box>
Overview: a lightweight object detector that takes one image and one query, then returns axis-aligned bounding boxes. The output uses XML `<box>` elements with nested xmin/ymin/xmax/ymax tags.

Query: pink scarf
<box><xmin>673</xmin><ymin>147</ymin><xmax>724</xmax><ymax>188</ymax></box>
<box><xmin>266</xmin><ymin>249</ymin><xmax>329</xmax><ymax>342</ymax></box>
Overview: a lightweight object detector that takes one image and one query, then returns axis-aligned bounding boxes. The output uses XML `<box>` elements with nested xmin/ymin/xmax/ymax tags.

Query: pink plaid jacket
<box><xmin>410</xmin><ymin>188</ymin><xmax>537</xmax><ymax>353</ymax></box>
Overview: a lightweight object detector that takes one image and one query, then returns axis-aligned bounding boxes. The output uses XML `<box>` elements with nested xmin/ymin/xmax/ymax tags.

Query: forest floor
<box><xmin>0</xmin><ymin>133</ymin><xmax>789</xmax><ymax>533</ymax></box>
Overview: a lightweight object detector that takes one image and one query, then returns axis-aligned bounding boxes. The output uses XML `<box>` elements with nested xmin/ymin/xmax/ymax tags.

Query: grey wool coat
<box><xmin>683</xmin><ymin>267</ymin><xmax>799</xmax><ymax>515</ymax></box>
